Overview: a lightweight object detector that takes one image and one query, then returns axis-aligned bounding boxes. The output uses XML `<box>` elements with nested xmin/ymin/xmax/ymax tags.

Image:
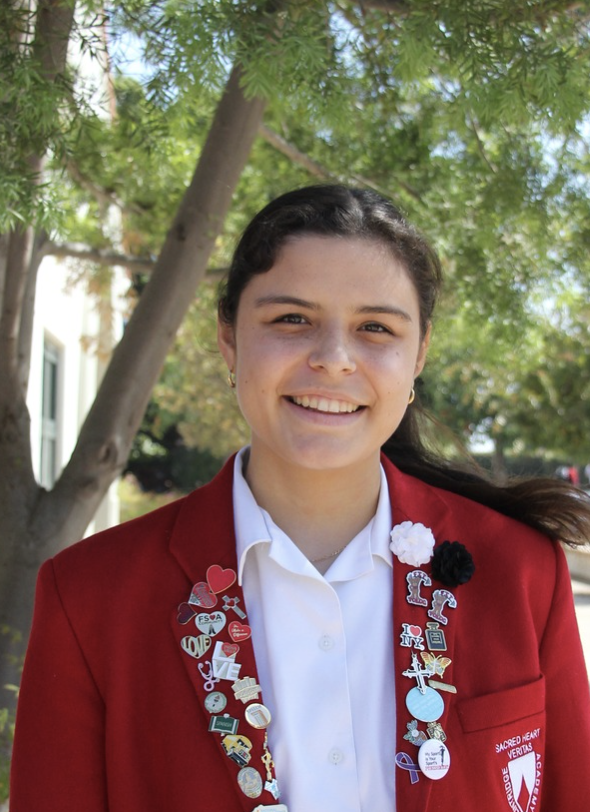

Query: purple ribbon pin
<box><xmin>396</xmin><ymin>751</ymin><xmax>421</xmax><ymax>784</ymax></box>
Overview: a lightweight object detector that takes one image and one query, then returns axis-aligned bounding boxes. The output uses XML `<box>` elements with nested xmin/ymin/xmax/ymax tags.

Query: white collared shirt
<box><xmin>233</xmin><ymin>448</ymin><xmax>396</xmax><ymax>812</ymax></box>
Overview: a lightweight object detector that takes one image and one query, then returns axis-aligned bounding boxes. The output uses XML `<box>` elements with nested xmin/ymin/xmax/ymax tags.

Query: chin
<box><xmin>282</xmin><ymin>441</ymin><xmax>377</xmax><ymax>474</ymax></box>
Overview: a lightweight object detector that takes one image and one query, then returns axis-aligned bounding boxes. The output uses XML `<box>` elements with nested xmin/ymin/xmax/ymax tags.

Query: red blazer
<box><xmin>10</xmin><ymin>455</ymin><xmax>590</xmax><ymax>811</ymax></box>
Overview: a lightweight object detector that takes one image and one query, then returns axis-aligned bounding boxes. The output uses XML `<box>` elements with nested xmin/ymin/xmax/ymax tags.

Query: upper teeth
<box><xmin>292</xmin><ymin>396</ymin><xmax>359</xmax><ymax>413</ymax></box>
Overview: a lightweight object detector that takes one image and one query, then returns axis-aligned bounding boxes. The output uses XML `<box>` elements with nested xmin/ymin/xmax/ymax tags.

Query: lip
<box><xmin>286</xmin><ymin>392</ymin><xmax>365</xmax><ymax>410</ymax></box>
<box><xmin>283</xmin><ymin>395</ymin><xmax>366</xmax><ymax>424</ymax></box>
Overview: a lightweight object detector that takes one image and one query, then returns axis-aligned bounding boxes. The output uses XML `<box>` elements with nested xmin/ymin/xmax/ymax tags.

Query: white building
<box><xmin>26</xmin><ymin>254</ymin><xmax>126</xmax><ymax>536</ymax></box>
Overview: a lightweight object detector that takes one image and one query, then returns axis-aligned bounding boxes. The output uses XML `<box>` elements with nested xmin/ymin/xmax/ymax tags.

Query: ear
<box><xmin>217</xmin><ymin>318</ymin><xmax>237</xmax><ymax>371</ymax></box>
<box><xmin>414</xmin><ymin>322</ymin><xmax>431</xmax><ymax>377</ymax></box>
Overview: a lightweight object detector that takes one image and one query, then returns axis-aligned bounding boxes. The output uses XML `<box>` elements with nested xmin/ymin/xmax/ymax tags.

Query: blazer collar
<box><xmin>169</xmin><ymin>453</ymin><xmax>462</xmax><ymax>812</ymax></box>
<box><xmin>385</xmin><ymin>457</ymin><xmax>462</xmax><ymax>812</ymax></box>
<box><xmin>169</xmin><ymin>456</ymin><xmax>276</xmax><ymax>810</ymax></box>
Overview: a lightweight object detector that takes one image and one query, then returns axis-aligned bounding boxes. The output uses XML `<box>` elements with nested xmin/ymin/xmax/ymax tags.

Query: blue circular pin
<box><xmin>405</xmin><ymin>686</ymin><xmax>444</xmax><ymax>722</ymax></box>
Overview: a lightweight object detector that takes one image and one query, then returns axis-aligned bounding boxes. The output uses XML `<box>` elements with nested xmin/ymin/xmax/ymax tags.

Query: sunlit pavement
<box><xmin>573</xmin><ymin>579</ymin><xmax>590</xmax><ymax>677</ymax></box>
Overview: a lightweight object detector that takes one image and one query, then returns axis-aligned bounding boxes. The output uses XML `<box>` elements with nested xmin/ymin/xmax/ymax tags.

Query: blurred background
<box><xmin>2</xmin><ymin>1</ymin><xmax>590</xmax><ymax>802</ymax></box>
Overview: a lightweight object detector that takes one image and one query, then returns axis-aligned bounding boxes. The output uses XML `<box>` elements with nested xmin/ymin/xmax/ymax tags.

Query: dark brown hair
<box><xmin>219</xmin><ymin>184</ymin><xmax>590</xmax><ymax>547</ymax></box>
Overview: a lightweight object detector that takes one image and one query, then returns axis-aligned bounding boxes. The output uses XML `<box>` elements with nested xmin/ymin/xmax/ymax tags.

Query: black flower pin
<box><xmin>431</xmin><ymin>540</ymin><xmax>475</xmax><ymax>588</ymax></box>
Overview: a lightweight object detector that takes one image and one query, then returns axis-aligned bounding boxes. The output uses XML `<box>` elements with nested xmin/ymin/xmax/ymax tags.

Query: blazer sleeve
<box><xmin>540</xmin><ymin>543</ymin><xmax>590</xmax><ymax>809</ymax></box>
<box><xmin>10</xmin><ymin>559</ymin><xmax>108</xmax><ymax>812</ymax></box>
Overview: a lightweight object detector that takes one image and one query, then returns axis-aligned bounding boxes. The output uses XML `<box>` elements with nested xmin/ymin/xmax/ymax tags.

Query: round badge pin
<box><xmin>245</xmin><ymin>702</ymin><xmax>272</xmax><ymax>729</ymax></box>
<box><xmin>204</xmin><ymin>691</ymin><xmax>227</xmax><ymax>713</ymax></box>
<box><xmin>405</xmin><ymin>686</ymin><xmax>444</xmax><ymax>722</ymax></box>
<box><xmin>418</xmin><ymin>738</ymin><xmax>450</xmax><ymax>780</ymax></box>
<box><xmin>237</xmin><ymin>766</ymin><xmax>263</xmax><ymax>798</ymax></box>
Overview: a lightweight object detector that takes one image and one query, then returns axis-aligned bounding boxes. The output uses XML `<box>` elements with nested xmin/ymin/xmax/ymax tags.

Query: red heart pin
<box><xmin>221</xmin><ymin>642</ymin><xmax>240</xmax><ymax>658</ymax></box>
<box><xmin>228</xmin><ymin>621</ymin><xmax>252</xmax><ymax>642</ymax></box>
<box><xmin>409</xmin><ymin>624</ymin><xmax>422</xmax><ymax>638</ymax></box>
<box><xmin>207</xmin><ymin>564</ymin><xmax>237</xmax><ymax>594</ymax></box>
<box><xmin>177</xmin><ymin>603</ymin><xmax>198</xmax><ymax>625</ymax></box>
<box><xmin>189</xmin><ymin>581</ymin><xmax>217</xmax><ymax>608</ymax></box>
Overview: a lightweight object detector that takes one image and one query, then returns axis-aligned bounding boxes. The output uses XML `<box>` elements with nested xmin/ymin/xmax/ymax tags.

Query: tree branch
<box><xmin>40</xmin><ymin>240</ymin><xmax>228</xmax><ymax>279</ymax></box>
<box><xmin>259</xmin><ymin>123</ymin><xmax>332</xmax><ymax>179</ymax></box>
<box><xmin>32</xmin><ymin>0</ymin><xmax>76</xmax><ymax>81</ymax></box>
<box><xmin>42</xmin><ymin>240</ymin><xmax>156</xmax><ymax>271</ymax></box>
<box><xmin>467</xmin><ymin>114</ymin><xmax>498</xmax><ymax>174</ymax></box>
<box><xmin>17</xmin><ymin>231</ymin><xmax>47</xmax><ymax>397</ymax></box>
<box><xmin>0</xmin><ymin>227</ymin><xmax>36</xmax><ymax>382</ymax></box>
<box><xmin>259</xmin><ymin>123</ymin><xmax>423</xmax><ymax>202</ymax></box>
<box><xmin>357</xmin><ymin>0</ymin><xmax>411</xmax><ymax>13</ymax></box>
<box><xmin>64</xmin><ymin>157</ymin><xmax>147</xmax><ymax>217</ymax></box>
<box><xmin>34</xmin><ymin>61</ymin><xmax>268</xmax><ymax>549</ymax></box>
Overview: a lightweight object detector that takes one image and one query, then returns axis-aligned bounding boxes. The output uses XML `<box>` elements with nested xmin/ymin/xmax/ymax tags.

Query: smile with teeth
<box><xmin>290</xmin><ymin>395</ymin><xmax>362</xmax><ymax>414</ymax></box>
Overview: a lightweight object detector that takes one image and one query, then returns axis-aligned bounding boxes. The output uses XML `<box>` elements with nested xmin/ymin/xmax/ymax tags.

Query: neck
<box><xmin>243</xmin><ymin>447</ymin><xmax>382</xmax><ymax>567</ymax></box>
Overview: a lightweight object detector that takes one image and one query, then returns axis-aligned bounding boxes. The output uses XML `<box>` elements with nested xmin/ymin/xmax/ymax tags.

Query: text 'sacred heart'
<box><xmin>409</xmin><ymin>625</ymin><xmax>422</xmax><ymax>638</ymax></box>
<box><xmin>228</xmin><ymin>621</ymin><xmax>252</xmax><ymax>642</ymax></box>
<box><xmin>207</xmin><ymin>564</ymin><xmax>237</xmax><ymax>594</ymax></box>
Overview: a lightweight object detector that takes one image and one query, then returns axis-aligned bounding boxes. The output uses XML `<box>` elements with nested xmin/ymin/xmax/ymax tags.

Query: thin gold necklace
<box><xmin>310</xmin><ymin>542</ymin><xmax>351</xmax><ymax>563</ymax></box>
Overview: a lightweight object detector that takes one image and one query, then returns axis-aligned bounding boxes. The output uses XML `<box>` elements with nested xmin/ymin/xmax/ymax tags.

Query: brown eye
<box><xmin>274</xmin><ymin>314</ymin><xmax>307</xmax><ymax>324</ymax></box>
<box><xmin>362</xmin><ymin>322</ymin><xmax>391</xmax><ymax>334</ymax></box>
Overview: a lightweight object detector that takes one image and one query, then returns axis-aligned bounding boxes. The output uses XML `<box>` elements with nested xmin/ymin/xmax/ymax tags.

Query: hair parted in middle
<box><xmin>218</xmin><ymin>184</ymin><xmax>442</xmax><ymax>340</ymax></box>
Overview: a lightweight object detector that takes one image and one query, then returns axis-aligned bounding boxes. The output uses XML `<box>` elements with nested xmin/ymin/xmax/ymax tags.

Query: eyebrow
<box><xmin>254</xmin><ymin>295</ymin><xmax>413</xmax><ymax>322</ymax></box>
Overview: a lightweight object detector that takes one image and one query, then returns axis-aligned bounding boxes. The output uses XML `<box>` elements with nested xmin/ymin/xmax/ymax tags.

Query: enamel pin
<box><xmin>400</xmin><ymin>623</ymin><xmax>425</xmax><ymax>650</ymax></box>
<box><xmin>403</xmin><ymin>652</ymin><xmax>444</xmax><ymax>722</ymax></box>
<box><xmin>428</xmin><ymin>589</ymin><xmax>457</xmax><ymax>626</ymax></box>
<box><xmin>204</xmin><ymin>691</ymin><xmax>227</xmax><ymax>713</ymax></box>
<box><xmin>406</xmin><ymin>570</ymin><xmax>432</xmax><ymax>606</ymax></box>
<box><xmin>417</xmin><ymin>739</ymin><xmax>451</xmax><ymax>780</ymax></box>
<box><xmin>237</xmin><ymin>766</ymin><xmax>263</xmax><ymax>798</ymax></box>
<box><xmin>424</xmin><ymin>621</ymin><xmax>447</xmax><ymax>651</ymax></box>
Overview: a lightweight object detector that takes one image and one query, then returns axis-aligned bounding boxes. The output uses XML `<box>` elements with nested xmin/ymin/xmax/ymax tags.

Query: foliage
<box><xmin>425</xmin><ymin>280</ymin><xmax>590</xmax><ymax>463</ymax></box>
<box><xmin>4</xmin><ymin>0</ymin><xmax>590</xmax><ymax>471</ymax></box>
<box><xmin>0</xmin><ymin>701</ymin><xmax>15</xmax><ymax>803</ymax></box>
<box><xmin>0</xmin><ymin>626</ymin><xmax>19</xmax><ymax>802</ymax></box>
<box><xmin>124</xmin><ymin>397</ymin><xmax>226</xmax><ymax>493</ymax></box>
<box><xmin>151</xmin><ymin>282</ymin><xmax>250</xmax><ymax>459</ymax></box>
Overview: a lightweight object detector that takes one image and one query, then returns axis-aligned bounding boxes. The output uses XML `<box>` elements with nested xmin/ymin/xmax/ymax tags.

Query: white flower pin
<box><xmin>390</xmin><ymin>521</ymin><xmax>435</xmax><ymax>567</ymax></box>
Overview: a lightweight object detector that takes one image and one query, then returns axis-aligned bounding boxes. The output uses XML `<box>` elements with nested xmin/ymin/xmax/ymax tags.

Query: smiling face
<box><xmin>218</xmin><ymin>235</ymin><xmax>430</xmax><ymax>482</ymax></box>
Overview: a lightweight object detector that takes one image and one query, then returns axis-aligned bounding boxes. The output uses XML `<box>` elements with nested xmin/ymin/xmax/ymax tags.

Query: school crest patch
<box><xmin>495</xmin><ymin>727</ymin><xmax>542</xmax><ymax>812</ymax></box>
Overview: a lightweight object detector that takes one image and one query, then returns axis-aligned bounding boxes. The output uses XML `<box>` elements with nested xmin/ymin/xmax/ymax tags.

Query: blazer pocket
<box><xmin>456</xmin><ymin>676</ymin><xmax>545</xmax><ymax>734</ymax></box>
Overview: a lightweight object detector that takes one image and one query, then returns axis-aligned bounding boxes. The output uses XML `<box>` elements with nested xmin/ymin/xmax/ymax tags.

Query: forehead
<box><xmin>241</xmin><ymin>234</ymin><xmax>419</xmax><ymax>307</ymax></box>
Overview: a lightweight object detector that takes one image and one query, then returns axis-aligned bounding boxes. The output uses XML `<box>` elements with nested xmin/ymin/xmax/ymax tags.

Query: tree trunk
<box><xmin>491</xmin><ymin>439</ymin><xmax>508</xmax><ymax>482</ymax></box>
<box><xmin>0</xmin><ymin>62</ymin><xmax>267</xmax><ymax>707</ymax></box>
<box><xmin>0</xmin><ymin>0</ymin><xmax>78</xmax><ymax>711</ymax></box>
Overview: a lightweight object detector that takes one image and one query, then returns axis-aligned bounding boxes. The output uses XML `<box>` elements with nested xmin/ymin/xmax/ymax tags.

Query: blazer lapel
<box><xmin>169</xmin><ymin>457</ymin><xmax>281</xmax><ymax>810</ymax></box>
<box><xmin>385</xmin><ymin>457</ymin><xmax>461</xmax><ymax>812</ymax></box>
<box><xmin>169</xmin><ymin>454</ymin><xmax>465</xmax><ymax>811</ymax></box>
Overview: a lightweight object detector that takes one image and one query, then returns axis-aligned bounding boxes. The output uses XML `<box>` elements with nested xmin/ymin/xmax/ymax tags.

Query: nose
<box><xmin>308</xmin><ymin>324</ymin><xmax>356</xmax><ymax>375</ymax></box>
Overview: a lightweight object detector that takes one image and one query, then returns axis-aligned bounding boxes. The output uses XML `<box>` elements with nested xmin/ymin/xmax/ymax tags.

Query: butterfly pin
<box><xmin>420</xmin><ymin>651</ymin><xmax>452</xmax><ymax>677</ymax></box>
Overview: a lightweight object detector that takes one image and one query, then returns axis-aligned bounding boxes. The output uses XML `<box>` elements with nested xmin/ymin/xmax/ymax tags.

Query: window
<box><xmin>40</xmin><ymin>339</ymin><xmax>60</xmax><ymax>488</ymax></box>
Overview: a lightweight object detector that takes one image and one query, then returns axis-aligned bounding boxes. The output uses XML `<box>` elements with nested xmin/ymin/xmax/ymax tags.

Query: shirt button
<box><xmin>328</xmin><ymin>748</ymin><xmax>344</xmax><ymax>765</ymax></box>
<box><xmin>318</xmin><ymin>635</ymin><xmax>335</xmax><ymax>652</ymax></box>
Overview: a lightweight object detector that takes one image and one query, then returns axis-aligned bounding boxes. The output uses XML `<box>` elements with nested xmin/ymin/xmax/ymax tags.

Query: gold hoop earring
<box><xmin>408</xmin><ymin>386</ymin><xmax>415</xmax><ymax>404</ymax></box>
<box><xmin>227</xmin><ymin>370</ymin><xmax>236</xmax><ymax>389</ymax></box>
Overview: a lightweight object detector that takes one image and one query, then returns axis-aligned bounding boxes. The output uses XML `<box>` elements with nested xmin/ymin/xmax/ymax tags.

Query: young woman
<box><xmin>11</xmin><ymin>185</ymin><xmax>590</xmax><ymax>812</ymax></box>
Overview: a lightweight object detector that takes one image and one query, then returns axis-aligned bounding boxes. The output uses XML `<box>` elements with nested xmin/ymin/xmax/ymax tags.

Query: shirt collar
<box><xmin>232</xmin><ymin>447</ymin><xmax>392</xmax><ymax>585</ymax></box>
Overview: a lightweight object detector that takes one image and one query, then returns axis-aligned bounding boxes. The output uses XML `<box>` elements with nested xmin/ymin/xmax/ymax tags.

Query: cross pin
<box><xmin>222</xmin><ymin>595</ymin><xmax>247</xmax><ymax>619</ymax></box>
<box><xmin>402</xmin><ymin>652</ymin><xmax>435</xmax><ymax>694</ymax></box>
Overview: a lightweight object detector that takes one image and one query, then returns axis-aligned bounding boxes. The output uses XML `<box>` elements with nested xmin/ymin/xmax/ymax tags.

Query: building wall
<box><xmin>27</xmin><ymin>255</ymin><xmax>126</xmax><ymax>540</ymax></box>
